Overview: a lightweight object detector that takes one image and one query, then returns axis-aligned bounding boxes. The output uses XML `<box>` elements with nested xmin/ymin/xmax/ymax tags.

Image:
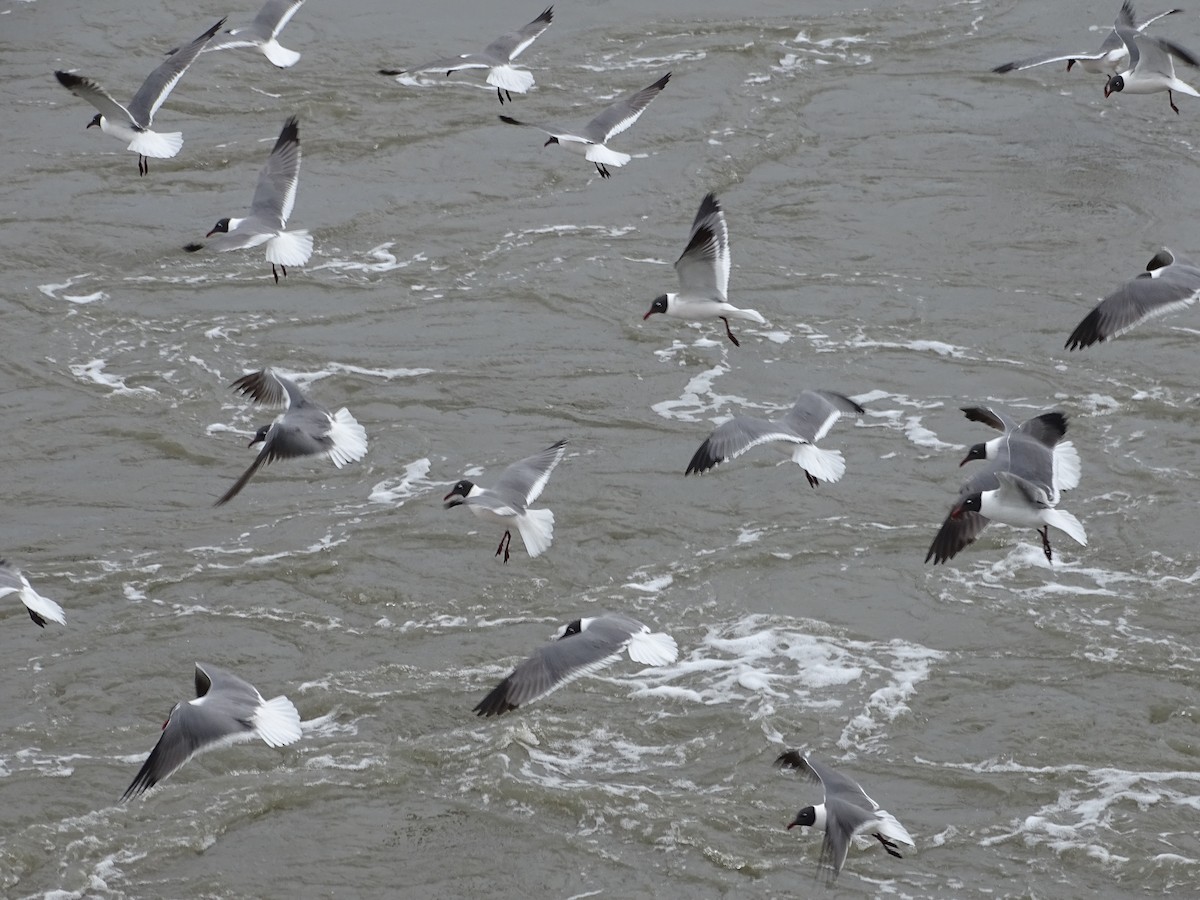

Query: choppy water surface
<box><xmin>3</xmin><ymin>0</ymin><xmax>1200</xmax><ymax>896</ymax></box>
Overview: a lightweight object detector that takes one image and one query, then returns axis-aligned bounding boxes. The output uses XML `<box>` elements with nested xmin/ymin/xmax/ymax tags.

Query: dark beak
<box><xmin>958</xmin><ymin>455</ymin><xmax>970</xmax><ymax>467</ymax></box>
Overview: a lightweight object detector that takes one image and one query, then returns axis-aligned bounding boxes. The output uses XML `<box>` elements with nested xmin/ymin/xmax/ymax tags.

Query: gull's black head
<box><xmin>248</xmin><ymin>425</ymin><xmax>271</xmax><ymax>448</ymax></box>
<box><xmin>544</xmin><ymin>136</ymin><xmax>558</xmax><ymax>148</ymax></box>
<box><xmin>558</xmin><ymin>618</ymin><xmax>583</xmax><ymax>640</ymax></box>
<box><xmin>644</xmin><ymin>294</ymin><xmax>669</xmax><ymax>320</ymax></box>
<box><xmin>443</xmin><ymin>479</ymin><xmax>474</xmax><ymax>508</ymax></box>
<box><xmin>787</xmin><ymin>805</ymin><xmax>816</xmax><ymax>830</ymax></box>
<box><xmin>960</xmin><ymin>442</ymin><xmax>988</xmax><ymax>467</ymax></box>
<box><xmin>206</xmin><ymin>218</ymin><xmax>232</xmax><ymax>238</ymax></box>
<box><xmin>87</xmin><ymin>113</ymin><xmax>102</xmax><ymax>129</ymax></box>
<box><xmin>951</xmin><ymin>493</ymin><xmax>983</xmax><ymax>519</ymax></box>
<box><xmin>1105</xmin><ymin>74</ymin><xmax>1124</xmax><ymax>97</ymax></box>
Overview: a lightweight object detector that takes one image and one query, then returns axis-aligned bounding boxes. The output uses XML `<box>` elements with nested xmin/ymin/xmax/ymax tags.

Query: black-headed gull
<box><xmin>643</xmin><ymin>193</ymin><xmax>766</xmax><ymax>346</ymax></box>
<box><xmin>380</xmin><ymin>6</ymin><xmax>553</xmax><ymax>104</ymax></box>
<box><xmin>122</xmin><ymin>662</ymin><xmax>302</xmax><ymax>800</ymax></box>
<box><xmin>444</xmin><ymin>439</ymin><xmax>567</xmax><ymax>562</ymax></box>
<box><xmin>1104</xmin><ymin>22</ymin><xmax>1200</xmax><ymax>113</ymax></box>
<box><xmin>1066</xmin><ymin>248</ymin><xmax>1200</xmax><ymax>349</ymax></box>
<box><xmin>0</xmin><ymin>561</ymin><xmax>65</xmax><ymax>628</ymax></box>
<box><xmin>179</xmin><ymin>0</ymin><xmax>307</xmax><ymax>68</ymax></box>
<box><xmin>54</xmin><ymin>18</ymin><xmax>225</xmax><ymax>176</ymax></box>
<box><xmin>474</xmin><ymin>613</ymin><xmax>678</xmax><ymax>716</ymax></box>
<box><xmin>958</xmin><ymin>407</ymin><xmax>1082</xmax><ymax>492</ymax></box>
<box><xmin>185</xmin><ymin>116</ymin><xmax>312</xmax><ymax>283</ymax></box>
<box><xmin>993</xmin><ymin>2</ymin><xmax>1180</xmax><ymax>77</ymax></box>
<box><xmin>775</xmin><ymin>750</ymin><xmax>914</xmax><ymax>885</ymax></box>
<box><xmin>499</xmin><ymin>72</ymin><xmax>670</xmax><ymax>178</ymax></box>
<box><xmin>215</xmin><ymin>368</ymin><xmax>368</xmax><ymax>506</ymax></box>
<box><xmin>685</xmin><ymin>390</ymin><xmax>863</xmax><ymax>486</ymax></box>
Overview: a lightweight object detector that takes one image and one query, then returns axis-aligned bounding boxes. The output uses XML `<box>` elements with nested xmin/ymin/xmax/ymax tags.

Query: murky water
<box><xmin>3</xmin><ymin>0</ymin><xmax>1199</xmax><ymax>896</ymax></box>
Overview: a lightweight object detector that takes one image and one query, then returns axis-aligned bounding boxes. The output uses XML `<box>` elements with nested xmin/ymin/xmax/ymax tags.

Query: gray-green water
<box><xmin>3</xmin><ymin>0</ymin><xmax>1199</xmax><ymax>896</ymax></box>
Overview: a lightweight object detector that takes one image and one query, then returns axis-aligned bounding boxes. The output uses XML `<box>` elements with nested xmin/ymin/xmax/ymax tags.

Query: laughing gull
<box><xmin>927</xmin><ymin>412</ymin><xmax>1085</xmax><ymax>564</ymax></box>
<box><xmin>0</xmin><ymin>561</ymin><xmax>65</xmax><ymax>628</ymax></box>
<box><xmin>53</xmin><ymin>18</ymin><xmax>225</xmax><ymax>176</ymax></box>
<box><xmin>685</xmin><ymin>390</ymin><xmax>864</xmax><ymax>486</ymax></box>
<box><xmin>1066</xmin><ymin>248</ymin><xmax>1200</xmax><ymax>349</ymax></box>
<box><xmin>1104</xmin><ymin>23</ymin><xmax>1200</xmax><ymax>113</ymax></box>
<box><xmin>184</xmin><ymin>116</ymin><xmax>312</xmax><ymax>283</ymax></box>
<box><xmin>172</xmin><ymin>0</ymin><xmax>307</xmax><ymax>68</ymax></box>
<box><xmin>215</xmin><ymin>368</ymin><xmax>368</xmax><ymax>506</ymax></box>
<box><xmin>444</xmin><ymin>439</ymin><xmax>567</xmax><ymax>562</ymax></box>
<box><xmin>498</xmin><ymin>72</ymin><xmax>670</xmax><ymax>178</ymax></box>
<box><xmin>775</xmin><ymin>750</ymin><xmax>914</xmax><ymax>885</ymax></box>
<box><xmin>958</xmin><ymin>407</ymin><xmax>1082</xmax><ymax>493</ymax></box>
<box><xmin>379</xmin><ymin>6</ymin><xmax>553</xmax><ymax>104</ymax></box>
<box><xmin>992</xmin><ymin>2</ymin><xmax>1180</xmax><ymax>76</ymax></box>
<box><xmin>473</xmin><ymin>613</ymin><xmax>678</xmax><ymax>716</ymax></box>
<box><xmin>643</xmin><ymin>193</ymin><xmax>766</xmax><ymax>346</ymax></box>
<box><xmin>122</xmin><ymin>662</ymin><xmax>302</xmax><ymax>801</ymax></box>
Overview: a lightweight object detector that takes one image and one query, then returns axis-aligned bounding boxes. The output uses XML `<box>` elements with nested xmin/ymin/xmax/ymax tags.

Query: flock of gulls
<box><xmin>15</xmin><ymin>0</ymin><xmax>1199</xmax><ymax>885</ymax></box>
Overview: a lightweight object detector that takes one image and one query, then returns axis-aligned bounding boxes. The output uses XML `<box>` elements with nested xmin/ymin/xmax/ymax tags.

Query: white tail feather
<box><xmin>262</xmin><ymin>39</ymin><xmax>301</xmax><ymax>68</ymax></box>
<box><xmin>265</xmin><ymin>230</ymin><xmax>313</xmax><ymax>267</ymax></box>
<box><xmin>1053</xmin><ymin>440</ymin><xmax>1082</xmax><ymax>492</ymax></box>
<box><xmin>326</xmin><ymin>408</ymin><xmax>368</xmax><ymax>467</ymax></box>
<box><xmin>791</xmin><ymin>444</ymin><xmax>846</xmax><ymax>484</ymax></box>
<box><xmin>24</xmin><ymin>590</ymin><xmax>66</xmax><ymax>626</ymax></box>
<box><xmin>723</xmin><ymin>305</ymin><xmax>766</xmax><ymax>325</ymax></box>
<box><xmin>872</xmin><ymin>809</ymin><xmax>915</xmax><ymax>847</ymax></box>
<box><xmin>127</xmin><ymin>130</ymin><xmax>183</xmax><ymax>159</ymax></box>
<box><xmin>1046</xmin><ymin>508</ymin><xmax>1087</xmax><ymax>546</ymax></box>
<box><xmin>585</xmin><ymin>144</ymin><xmax>632</xmax><ymax>168</ymax></box>
<box><xmin>626</xmin><ymin>630</ymin><xmax>678</xmax><ymax>666</ymax></box>
<box><xmin>253</xmin><ymin>695</ymin><xmax>303</xmax><ymax>747</ymax></box>
<box><xmin>488</xmin><ymin>65</ymin><xmax>535</xmax><ymax>93</ymax></box>
<box><xmin>515</xmin><ymin>507</ymin><xmax>555</xmax><ymax>558</ymax></box>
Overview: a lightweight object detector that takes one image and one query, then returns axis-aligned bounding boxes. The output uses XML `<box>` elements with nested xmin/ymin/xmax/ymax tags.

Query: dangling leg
<box><xmin>139</xmin><ymin>155</ymin><xmax>148</xmax><ymax>177</ymax></box>
<box><xmin>505</xmin><ymin>89</ymin><xmax>513</xmax><ymax>103</ymax></box>
<box><xmin>595</xmin><ymin>162</ymin><xmax>610</xmax><ymax>179</ymax></box>
<box><xmin>1039</xmin><ymin>526</ymin><xmax>1053</xmax><ymax>562</ymax></box>
<box><xmin>280</xmin><ymin>264</ymin><xmax>288</xmax><ymax>279</ymax></box>
<box><xmin>271</xmin><ymin>263</ymin><xmax>280</xmax><ymax>283</ymax></box>
<box><xmin>494</xmin><ymin>530</ymin><xmax>512</xmax><ymax>563</ymax></box>
<box><xmin>874</xmin><ymin>833</ymin><xmax>904</xmax><ymax>859</ymax></box>
<box><xmin>1170</xmin><ymin>90</ymin><xmax>1180</xmax><ymax>115</ymax></box>
<box><xmin>720</xmin><ymin>316</ymin><xmax>741</xmax><ymax>347</ymax></box>
<box><xmin>804</xmin><ymin>469</ymin><xmax>818</xmax><ymax>488</ymax></box>
<box><xmin>497</xmin><ymin>87</ymin><xmax>504</xmax><ymax>104</ymax></box>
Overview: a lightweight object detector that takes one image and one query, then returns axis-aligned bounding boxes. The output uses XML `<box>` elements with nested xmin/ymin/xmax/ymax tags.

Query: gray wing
<box><xmin>249</xmin><ymin>117</ymin><xmax>302</xmax><ymax>228</ymax></box>
<box><xmin>128</xmin><ymin>18</ymin><xmax>225</xmax><ymax>126</ymax></box>
<box><xmin>994</xmin><ymin>470</ymin><xmax>1052</xmax><ymax>509</ymax></box>
<box><xmin>1140</xmin><ymin>34</ymin><xmax>1200</xmax><ymax>70</ymax></box>
<box><xmin>252</xmin><ymin>0</ymin><xmax>305</xmax><ymax>40</ymax></box>
<box><xmin>473</xmin><ymin>617</ymin><xmax>634</xmax><ymax>716</ymax></box>
<box><xmin>992</xmin><ymin>50</ymin><xmax>1113</xmax><ymax>73</ymax></box>
<box><xmin>1066</xmin><ymin>250</ymin><xmax>1200</xmax><ymax>349</ymax></box>
<box><xmin>54</xmin><ymin>72</ymin><xmax>136</xmax><ymax>127</ymax></box>
<box><xmin>397</xmin><ymin>54</ymin><xmax>493</xmax><ymax>75</ymax></box>
<box><xmin>686</xmin><ymin>415</ymin><xmax>800</xmax><ymax>475</ymax></box>
<box><xmin>0</xmin><ymin>562</ymin><xmax>26</xmax><ymax>597</ymax></box>
<box><xmin>581</xmin><ymin>72</ymin><xmax>670</xmax><ymax>143</ymax></box>
<box><xmin>775</xmin><ymin>751</ymin><xmax>877</xmax><ymax>880</ymax></box>
<box><xmin>483</xmin><ymin>6</ymin><xmax>553</xmax><ymax>62</ymax></box>
<box><xmin>199</xmin><ymin>229</ymin><xmax>269</xmax><ymax>252</ymax></box>
<box><xmin>489</xmin><ymin>439</ymin><xmax>568</xmax><ymax>507</ymax></box>
<box><xmin>1115</xmin><ymin>25</ymin><xmax>1142</xmax><ymax>72</ymax></box>
<box><xmin>783</xmin><ymin>391</ymin><xmax>864</xmax><ymax>443</ymax></box>
<box><xmin>229</xmin><ymin>368</ymin><xmax>308</xmax><ymax>409</ymax></box>
<box><xmin>497</xmin><ymin>114</ymin><xmax>582</xmax><ymax>142</ymax></box>
<box><xmin>121</xmin><ymin>666</ymin><xmax>258</xmax><ymax>800</ymax></box>
<box><xmin>960</xmin><ymin>405</ymin><xmax>1017</xmax><ymax>432</ymax></box>
<box><xmin>675</xmin><ymin>192</ymin><xmax>729</xmax><ymax>299</ymax></box>
<box><xmin>925</xmin><ymin>465</ymin><xmax>999</xmax><ymax>564</ymax></box>
<box><xmin>961</xmin><ymin>407</ymin><xmax>1068</xmax><ymax>447</ymax></box>
<box><xmin>213</xmin><ymin>414</ymin><xmax>332</xmax><ymax>506</ymax></box>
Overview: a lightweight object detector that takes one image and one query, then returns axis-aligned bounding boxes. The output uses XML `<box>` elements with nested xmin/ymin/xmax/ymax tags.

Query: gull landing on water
<box><xmin>473</xmin><ymin>614</ymin><xmax>678</xmax><ymax>717</ymax></box>
<box><xmin>992</xmin><ymin>2</ymin><xmax>1181</xmax><ymax>77</ymax></box>
<box><xmin>498</xmin><ymin>72</ymin><xmax>670</xmax><ymax>178</ymax></box>
<box><xmin>0</xmin><ymin>561</ymin><xmax>65</xmax><ymax>628</ymax></box>
<box><xmin>643</xmin><ymin>192</ymin><xmax>766</xmax><ymax>346</ymax></box>
<box><xmin>54</xmin><ymin>18</ymin><xmax>225</xmax><ymax>176</ymax></box>
<box><xmin>685</xmin><ymin>390</ymin><xmax>864</xmax><ymax>487</ymax></box>
<box><xmin>214</xmin><ymin>368</ymin><xmax>368</xmax><ymax>506</ymax></box>
<box><xmin>379</xmin><ymin>6</ymin><xmax>553</xmax><ymax>104</ymax></box>
<box><xmin>1065</xmin><ymin>248</ymin><xmax>1200</xmax><ymax>349</ymax></box>
<box><xmin>775</xmin><ymin>750</ymin><xmax>914</xmax><ymax>885</ymax></box>
<box><xmin>444</xmin><ymin>440</ymin><xmax>567</xmax><ymax>563</ymax></box>
<box><xmin>171</xmin><ymin>0</ymin><xmax>307</xmax><ymax>68</ymax></box>
<box><xmin>185</xmin><ymin>116</ymin><xmax>312</xmax><ymax>283</ymax></box>
<box><xmin>121</xmin><ymin>663</ymin><xmax>302</xmax><ymax>801</ymax></box>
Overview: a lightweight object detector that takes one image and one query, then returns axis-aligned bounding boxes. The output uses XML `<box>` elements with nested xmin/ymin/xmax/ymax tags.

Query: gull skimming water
<box><xmin>185</xmin><ymin>116</ymin><xmax>312</xmax><ymax>283</ymax></box>
<box><xmin>1104</xmin><ymin>21</ymin><xmax>1200</xmax><ymax>113</ymax></box>
<box><xmin>54</xmin><ymin>18</ymin><xmax>225</xmax><ymax>176</ymax></box>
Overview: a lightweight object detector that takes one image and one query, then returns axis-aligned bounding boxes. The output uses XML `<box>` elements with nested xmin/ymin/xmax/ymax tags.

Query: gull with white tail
<box><xmin>215</xmin><ymin>368</ymin><xmax>368</xmax><ymax>506</ymax></box>
<box><xmin>444</xmin><ymin>439</ymin><xmax>567</xmax><ymax>563</ymax></box>
<box><xmin>122</xmin><ymin>662</ymin><xmax>302</xmax><ymax>800</ymax></box>
<box><xmin>185</xmin><ymin>116</ymin><xmax>312</xmax><ymax>283</ymax></box>
<box><xmin>685</xmin><ymin>390</ymin><xmax>864</xmax><ymax>487</ymax></box>
<box><xmin>174</xmin><ymin>0</ymin><xmax>307</xmax><ymax>68</ymax></box>
<box><xmin>1104</xmin><ymin>20</ymin><xmax>1200</xmax><ymax>113</ymax></box>
<box><xmin>0</xmin><ymin>561</ymin><xmax>65</xmax><ymax>628</ymax></box>
<box><xmin>474</xmin><ymin>613</ymin><xmax>678</xmax><ymax>716</ymax></box>
<box><xmin>643</xmin><ymin>192</ymin><xmax>766</xmax><ymax>346</ymax></box>
<box><xmin>54</xmin><ymin>18</ymin><xmax>225</xmax><ymax>175</ymax></box>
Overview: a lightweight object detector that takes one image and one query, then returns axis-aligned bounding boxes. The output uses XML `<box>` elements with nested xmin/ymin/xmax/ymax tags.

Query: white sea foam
<box><xmin>369</xmin><ymin>457</ymin><xmax>434</xmax><ymax>504</ymax></box>
<box><xmin>651</xmin><ymin>365</ymin><xmax>753</xmax><ymax>422</ymax></box>
<box><xmin>68</xmin><ymin>359</ymin><xmax>157</xmax><ymax>396</ymax></box>
<box><xmin>39</xmin><ymin>274</ymin><xmax>107</xmax><ymax>304</ymax></box>
<box><xmin>311</xmin><ymin>243</ymin><xmax>426</xmax><ymax>275</ymax></box>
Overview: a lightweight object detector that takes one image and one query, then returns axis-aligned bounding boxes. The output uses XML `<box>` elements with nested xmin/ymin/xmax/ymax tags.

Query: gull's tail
<box><xmin>515</xmin><ymin>508</ymin><xmax>555</xmax><ymax>558</ymax></box>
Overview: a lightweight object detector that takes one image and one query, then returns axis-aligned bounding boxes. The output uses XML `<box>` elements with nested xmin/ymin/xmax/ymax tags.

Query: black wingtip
<box><xmin>991</xmin><ymin>61</ymin><xmax>1017</xmax><ymax>74</ymax></box>
<box><xmin>774</xmin><ymin>749</ymin><xmax>806</xmax><ymax>770</ymax></box>
<box><xmin>203</xmin><ymin>17</ymin><xmax>228</xmax><ymax>40</ymax></box>
<box><xmin>498</xmin><ymin>115</ymin><xmax>523</xmax><ymax>126</ymax></box>
<box><xmin>473</xmin><ymin>677</ymin><xmax>518</xmax><ymax>717</ymax></box>
<box><xmin>274</xmin><ymin>116</ymin><xmax>300</xmax><ymax>152</ymax></box>
<box><xmin>378</xmin><ymin>68</ymin><xmax>404</xmax><ymax>76</ymax></box>
<box><xmin>537</xmin><ymin>6</ymin><xmax>553</xmax><ymax>24</ymax></box>
<box><xmin>684</xmin><ymin>441</ymin><xmax>721</xmax><ymax>476</ymax></box>
<box><xmin>54</xmin><ymin>70</ymin><xmax>81</xmax><ymax>89</ymax></box>
<box><xmin>653</xmin><ymin>72</ymin><xmax>672</xmax><ymax>90</ymax></box>
<box><xmin>1064</xmin><ymin>309</ymin><xmax>1104</xmax><ymax>351</ymax></box>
